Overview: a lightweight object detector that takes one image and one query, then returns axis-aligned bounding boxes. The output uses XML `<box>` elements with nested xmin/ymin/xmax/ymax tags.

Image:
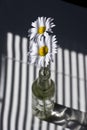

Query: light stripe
<box><xmin>14</xmin><ymin>35</ymin><xmax>21</xmax><ymax>61</ymax></box>
<box><xmin>71</xmin><ymin>51</ymin><xmax>78</xmax><ymax>110</ymax></box>
<box><xmin>57</xmin><ymin>125</ymin><xmax>63</xmax><ymax>130</ymax></box>
<box><xmin>57</xmin><ymin>47</ymin><xmax>63</xmax><ymax>73</ymax></box>
<box><xmin>7</xmin><ymin>33</ymin><xmax>13</xmax><ymax>58</ymax></box>
<box><xmin>36</xmin><ymin>65</ymin><xmax>39</xmax><ymax>78</ymax></box>
<box><xmin>49</xmin><ymin>123</ymin><xmax>55</xmax><ymax>130</ymax></box>
<box><xmin>33</xmin><ymin>66</ymin><xmax>40</xmax><ymax>130</ymax></box>
<box><xmin>41</xmin><ymin>121</ymin><xmax>48</xmax><ymax>130</ymax></box>
<box><xmin>78</xmin><ymin>53</ymin><xmax>86</xmax><ymax>112</ymax></box>
<box><xmin>18</xmin><ymin>38</ymin><xmax>28</xmax><ymax>130</ymax></box>
<box><xmin>2</xmin><ymin>60</ymin><xmax>13</xmax><ymax>130</ymax></box>
<box><xmin>64</xmin><ymin>76</ymin><xmax>70</xmax><ymax>107</ymax></box>
<box><xmin>64</xmin><ymin>49</ymin><xmax>70</xmax><ymax>107</ymax></box>
<box><xmin>10</xmin><ymin>35</ymin><xmax>20</xmax><ymax>130</ymax></box>
<box><xmin>3</xmin><ymin>33</ymin><xmax>13</xmax><ymax>130</ymax></box>
<box><xmin>25</xmin><ymin>64</ymin><xmax>34</xmax><ymax>130</ymax></box>
<box><xmin>71</xmin><ymin>51</ymin><xmax>77</xmax><ymax>77</ymax></box>
<box><xmin>85</xmin><ymin>55</ymin><xmax>87</xmax><ymax>111</ymax></box>
<box><xmin>72</xmin><ymin>78</ymin><xmax>78</xmax><ymax>109</ymax></box>
<box><xmin>85</xmin><ymin>55</ymin><xmax>87</xmax><ymax>81</ymax></box>
<box><xmin>64</xmin><ymin>49</ymin><xmax>70</xmax><ymax>75</ymax></box>
<box><xmin>57</xmin><ymin>48</ymin><xmax>63</xmax><ymax>105</ymax></box>
<box><xmin>22</xmin><ymin>38</ymin><xmax>28</xmax><ymax>62</ymax></box>
<box><xmin>57</xmin><ymin>75</ymin><xmax>63</xmax><ymax>105</ymax></box>
<box><xmin>78</xmin><ymin>53</ymin><xmax>84</xmax><ymax>79</ymax></box>
<box><xmin>33</xmin><ymin>117</ymin><xmax>39</xmax><ymax>130</ymax></box>
<box><xmin>0</xmin><ymin>56</ymin><xmax>5</xmax><ymax>99</ymax></box>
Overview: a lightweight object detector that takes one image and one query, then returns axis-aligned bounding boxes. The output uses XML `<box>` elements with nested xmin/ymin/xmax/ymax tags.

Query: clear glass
<box><xmin>32</xmin><ymin>67</ymin><xmax>55</xmax><ymax>119</ymax></box>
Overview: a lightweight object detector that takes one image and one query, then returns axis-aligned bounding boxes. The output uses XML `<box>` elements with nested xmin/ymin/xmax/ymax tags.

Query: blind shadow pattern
<box><xmin>0</xmin><ymin>32</ymin><xmax>87</xmax><ymax>130</ymax></box>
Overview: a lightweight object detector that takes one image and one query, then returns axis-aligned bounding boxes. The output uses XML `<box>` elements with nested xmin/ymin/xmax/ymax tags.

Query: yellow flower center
<box><xmin>38</xmin><ymin>46</ymin><xmax>48</xmax><ymax>56</ymax></box>
<box><xmin>38</xmin><ymin>26</ymin><xmax>46</xmax><ymax>34</ymax></box>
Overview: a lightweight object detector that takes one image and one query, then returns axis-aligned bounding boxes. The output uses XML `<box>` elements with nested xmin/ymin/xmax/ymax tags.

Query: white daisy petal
<box><xmin>41</xmin><ymin>57</ymin><xmax>45</xmax><ymax>67</ymax></box>
<box><xmin>29</xmin><ymin>40</ymin><xmax>35</xmax><ymax>48</ymax></box>
<box><xmin>45</xmin><ymin>22</ymin><xmax>50</xmax><ymax>30</ymax></box>
<box><xmin>38</xmin><ymin>57</ymin><xmax>43</xmax><ymax>67</ymax></box>
<box><xmin>31</xmin><ymin>21</ymin><xmax>38</xmax><ymax>28</ymax></box>
<box><xmin>50</xmin><ymin>17</ymin><xmax>53</xmax><ymax>21</ymax></box>
<box><xmin>28</xmin><ymin>17</ymin><xmax>55</xmax><ymax>39</ymax></box>
<box><xmin>38</xmin><ymin>36</ymin><xmax>45</xmax><ymax>47</ymax></box>
<box><xmin>30</xmin><ymin>33</ymin><xmax>36</xmax><ymax>40</ymax></box>
<box><xmin>30</xmin><ymin>28</ymin><xmax>37</xmax><ymax>33</ymax></box>
<box><xmin>30</xmin><ymin>50</ymin><xmax>37</xmax><ymax>56</ymax></box>
<box><xmin>51</xmin><ymin>24</ymin><xmax>55</xmax><ymax>28</ymax></box>
<box><xmin>44</xmin><ymin>17</ymin><xmax>46</xmax><ymax>23</ymax></box>
<box><xmin>29</xmin><ymin>40</ymin><xmax>38</xmax><ymax>53</ymax></box>
<box><xmin>38</xmin><ymin>17</ymin><xmax>41</xmax><ymax>26</ymax></box>
<box><xmin>40</xmin><ymin>17</ymin><xmax>45</xmax><ymax>26</ymax></box>
<box><xmin>28</xmin><ymin>54</ymin><xmax>37</xmax><ymax>64</ymax></box>
<box><xmin>27</xmin><ymin>17</ymin><xmax>58</xmax><ymax>67</ymax></box>
<box><xmin>45</xmin><ymin>54</ymin><xmax>50</xmax><ymax>65</ymax></box>
<box><xmin>32</xmin><ymin>44</ymin><xmax>38</xmax><ymax>51</ymax></box>
<box><xmin>44</xmin><ymin>32</ymin><xmax>48</xmax><ymax>38</ymax></box>
<box><xmin>46</xmin><ymin>17</ymin><xmax>51</xmax><ymax>23</ymax></box>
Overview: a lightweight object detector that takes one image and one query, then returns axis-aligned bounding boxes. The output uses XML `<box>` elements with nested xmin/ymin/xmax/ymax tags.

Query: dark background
<box><xmin>0</xmin><ymin>0</ymin><xmax>87</xmax><ymax>57</ymax></box>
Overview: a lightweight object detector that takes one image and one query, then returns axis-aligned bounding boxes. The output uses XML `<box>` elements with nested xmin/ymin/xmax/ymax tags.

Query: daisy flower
<box><xmin>28</xmin><ymin>17</ymin><xmax>55</xmax><ymax>40</ymax></box>
<box><xmin>28</xmin><ymin>35</ymin><xmax>58</xmax><ymax>67</ymax></box>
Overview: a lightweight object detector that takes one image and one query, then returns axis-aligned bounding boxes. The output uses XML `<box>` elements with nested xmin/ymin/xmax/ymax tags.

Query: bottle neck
<box><xmin>38</xmin><ymin>67</ymin><xmax>51</xmax><ymax>90</ymax></box>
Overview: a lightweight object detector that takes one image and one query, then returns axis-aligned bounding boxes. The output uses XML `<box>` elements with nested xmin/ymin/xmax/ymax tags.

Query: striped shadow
<box><xmin>85</xmin><ymin>55</ymin><xmax>87</xmax><ymax>111</ymax></box>
<box><xmin>70</xmin><ymin>51</ymin><xmax>78</xmax><ymax>110</ymax></box>
<box><xmin>0</xmin><ymin>32</ymin><xmax>87</xmax><ymax>130</ymax></box>
<box><xmin>0</xmin><ymin>56</ymin><xmax>6</xmax><ymax>100</ymax></box>
<box><xmin>1</xmin><ymin>33</ymin><xmax>14</xmax><ymax>130</ymax></box>
<box><xmin>78</xmin><ymin>53</ymin><xmax>86</xmax><ymax>112</ymax></box>
<box><xmin>56</xmin><ymin>47</ymin><xmax>64</xmax><ymax>105</ymax></box>
<box><xmin>63</xmin><ymin>49</ymin><xmax>71</xmax><ymax>107</ymax></box>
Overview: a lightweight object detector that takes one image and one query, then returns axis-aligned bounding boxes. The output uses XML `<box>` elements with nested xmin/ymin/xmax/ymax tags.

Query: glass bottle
<box><xmin>32</xmin><ymin>67</ymin><xmax>55</xmax><ymax>119</ymax></box>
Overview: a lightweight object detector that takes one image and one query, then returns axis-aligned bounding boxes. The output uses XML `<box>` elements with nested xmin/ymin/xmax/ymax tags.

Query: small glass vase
<box><xmin>32</xmin><ymin>66</ymin><xmax>55</xmax><ymax>119</ymax></box>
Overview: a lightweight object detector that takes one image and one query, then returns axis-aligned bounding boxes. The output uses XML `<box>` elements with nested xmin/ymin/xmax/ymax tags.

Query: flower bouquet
<box><xmin>28</xmin><ymin>17</ymin><xmax>58</xmax><ymax>119</ymax></box>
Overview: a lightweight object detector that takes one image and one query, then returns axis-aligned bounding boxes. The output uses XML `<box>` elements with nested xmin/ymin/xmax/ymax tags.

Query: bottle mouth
<box><xmin>39</xmin><ymin>67</ymin><xmax>50</xmax><ymax>80</ymax></box>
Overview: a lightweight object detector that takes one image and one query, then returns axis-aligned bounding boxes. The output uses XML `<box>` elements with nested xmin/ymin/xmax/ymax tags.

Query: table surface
<box><xmin>0</xmin><ymin>32</ymin><xmax>87</xmax><ymax>130</ymax></box>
